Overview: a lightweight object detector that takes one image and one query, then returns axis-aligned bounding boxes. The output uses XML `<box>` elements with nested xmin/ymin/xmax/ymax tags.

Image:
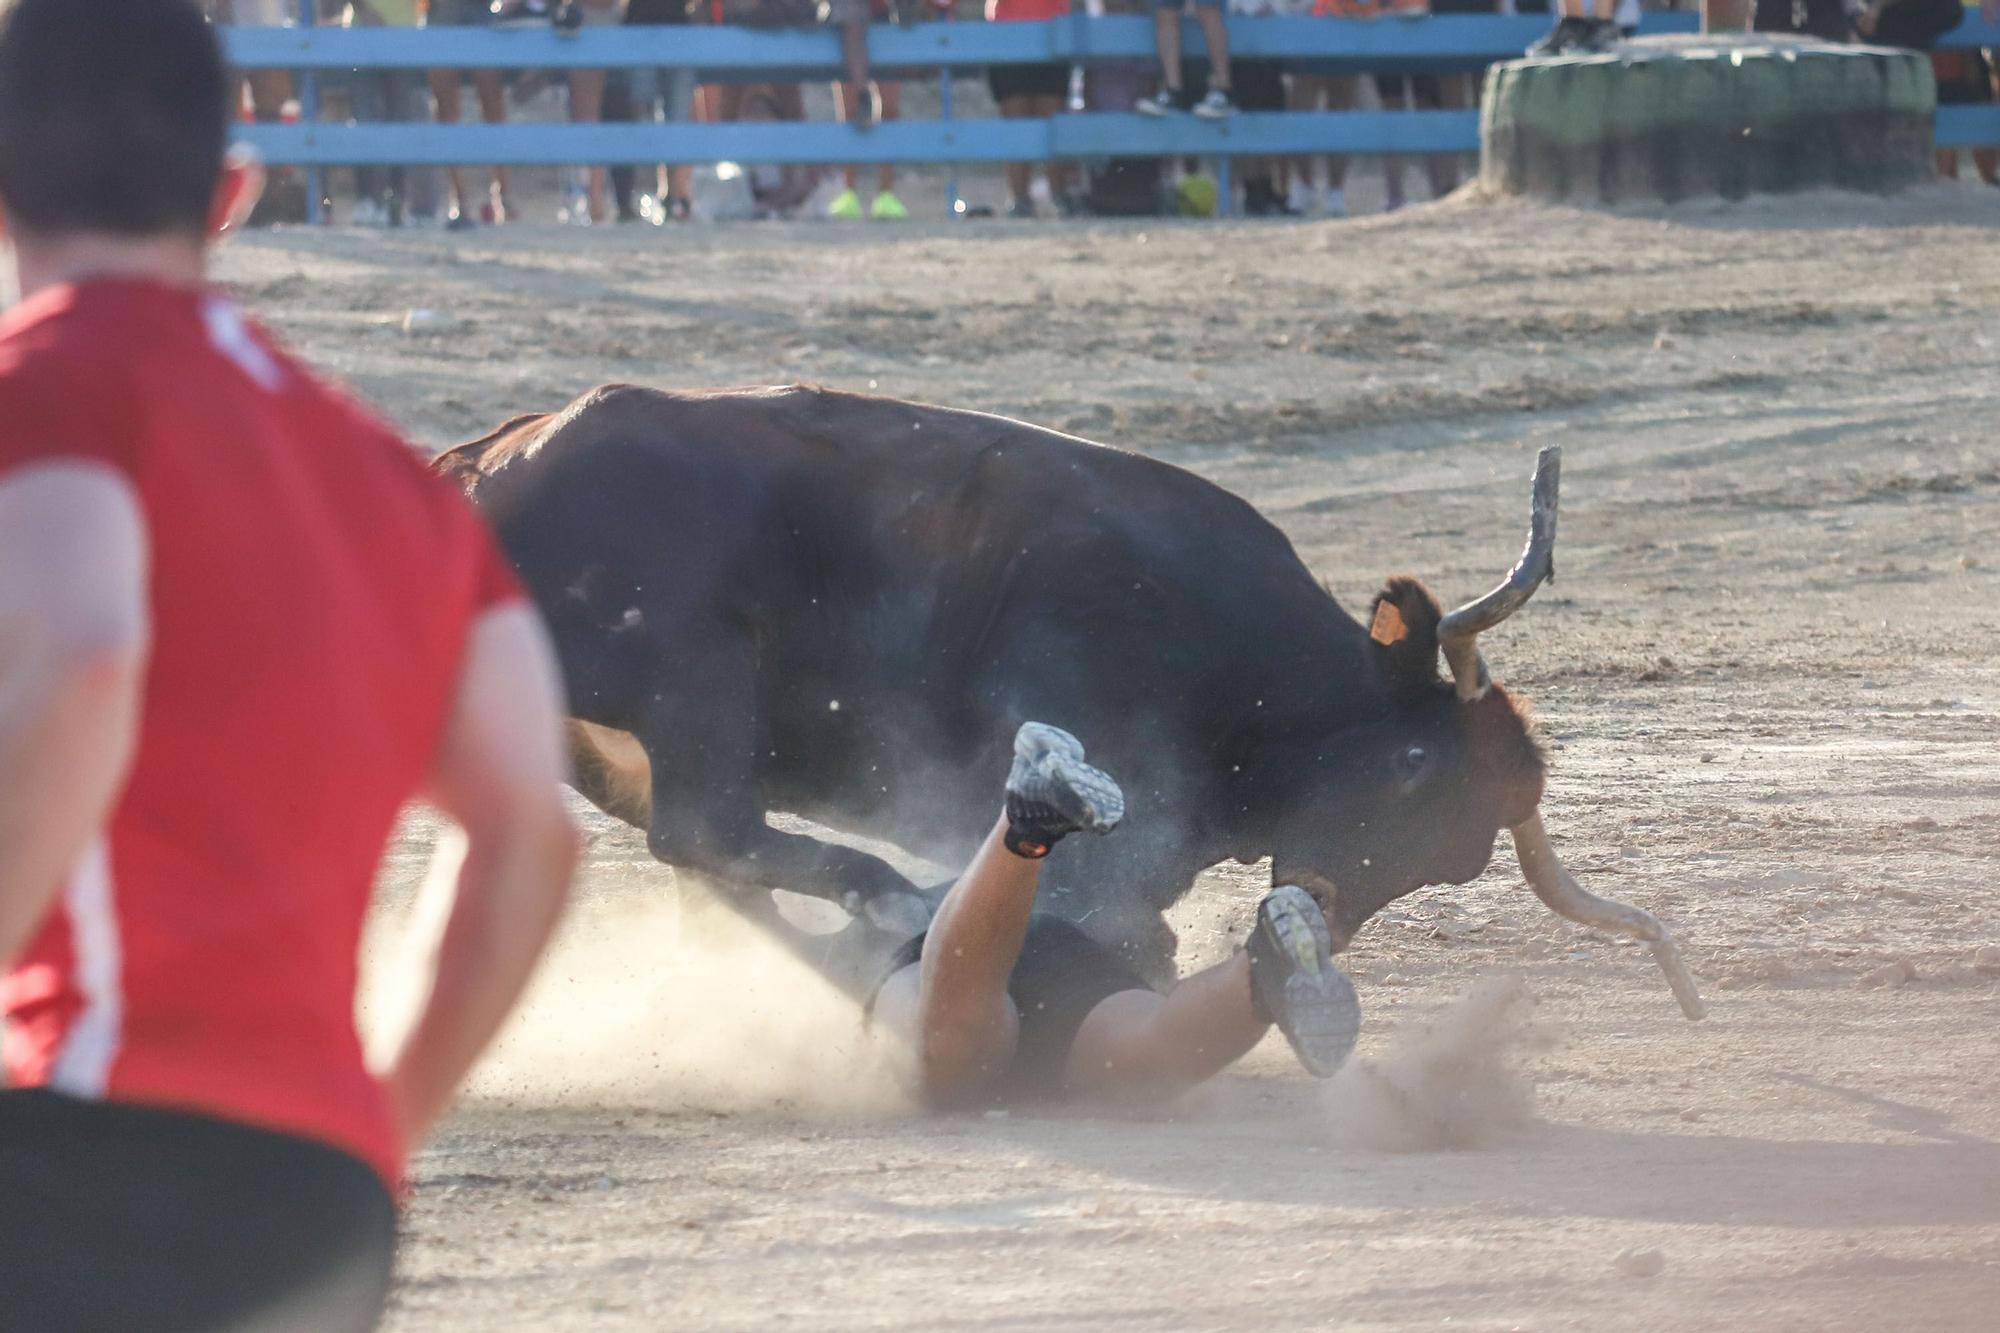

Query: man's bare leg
<box><xmin>1067</xmin><ymin>885</ymin><xmax>1360</xmax><ymax>1101</ymax></box>
<box><xmin>877</xmin><ymin>723</ymin><xmax>1125</xmax><ymax>1105</ymax></box>
<box><xmin>1064</xmin><ymin>953</ymin><xmax>1267</xmax><ymax>1099</ymax></box>
<box><xmin>896</xmin><ymin>815</ymin><xmax>1038</xmax><ymax>1101</ymax></box>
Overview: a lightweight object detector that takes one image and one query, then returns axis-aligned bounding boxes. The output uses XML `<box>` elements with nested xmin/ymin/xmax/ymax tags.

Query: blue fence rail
<box><xmin>223</xmin><ymin>15</ymin><xmax>2000</xmax><ymax>205</ymax></box>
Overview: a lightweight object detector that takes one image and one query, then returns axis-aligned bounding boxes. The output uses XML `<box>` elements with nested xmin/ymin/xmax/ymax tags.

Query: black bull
<box><xmin>438</xmin><ymin>384</ymin><xmax>1703</xmax><ymax>1018</ymax></box>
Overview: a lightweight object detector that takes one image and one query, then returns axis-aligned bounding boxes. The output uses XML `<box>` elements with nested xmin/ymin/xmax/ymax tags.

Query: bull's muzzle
<box><xmin>1511</xmin><ymin>813</ymin><xmax>1706</xmax><ymax>1020</ymax></box>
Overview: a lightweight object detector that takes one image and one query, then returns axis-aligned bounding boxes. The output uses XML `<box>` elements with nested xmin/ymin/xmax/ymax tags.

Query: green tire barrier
<box><xmin>1481</xmin><ymin>36</ymin><xmax>1936</xmax><ymax>202</ymax></box>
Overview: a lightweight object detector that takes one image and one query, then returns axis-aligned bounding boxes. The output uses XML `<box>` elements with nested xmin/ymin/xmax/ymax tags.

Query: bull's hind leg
<box><xmin>566</xmin><ymin>720</ymin><xmax>652</xmax><ymax>831</ymax></box>
<box><xmin>627</xmin><ymin>634</ymin><xmax>935</xmax><ymax>938</ymax></box>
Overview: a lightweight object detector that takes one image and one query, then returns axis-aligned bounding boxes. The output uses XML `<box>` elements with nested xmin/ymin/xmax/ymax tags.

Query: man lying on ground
<box><xmin>870</xmin><ymin>724</ymin><xmax>1359</xmax><ymax>1106</ymax></box>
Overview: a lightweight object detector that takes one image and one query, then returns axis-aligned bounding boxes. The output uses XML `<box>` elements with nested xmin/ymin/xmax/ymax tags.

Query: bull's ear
<box><xmin>1369</xmin><ymin>575</ymin><xmax>1444</xmax><ymax>700</ymax></box>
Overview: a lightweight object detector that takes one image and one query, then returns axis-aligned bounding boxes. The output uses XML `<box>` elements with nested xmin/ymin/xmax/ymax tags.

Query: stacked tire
<box><xmin>1481</xmin><ymin>36</ymin><xmax>1936</xmax><ymax>202</ymax></box>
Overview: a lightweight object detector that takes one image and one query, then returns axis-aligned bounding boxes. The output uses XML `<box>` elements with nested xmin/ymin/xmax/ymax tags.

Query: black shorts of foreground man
<box><xmin>869</xmin><ymin>725</ymin><xmax>1360</xmax><ymax>1107</ymax></box>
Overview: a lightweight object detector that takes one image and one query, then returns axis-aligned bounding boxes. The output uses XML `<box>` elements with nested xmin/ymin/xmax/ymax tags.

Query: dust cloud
<box><xmin>362</xmin><ymin>857</ymin><xmax>907</xmax><ymax>1115</ymax></box>
<box><xmin>1322</xmin><ymin>975</ymin><xmax>1551</xmax><ymax>1152</ymax></box>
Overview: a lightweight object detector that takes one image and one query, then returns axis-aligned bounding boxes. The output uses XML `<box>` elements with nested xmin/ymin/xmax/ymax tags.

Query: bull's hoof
<box><xmin>852</xmin><ymin>888</ymin><xmax>935</xmax><ymax>937</ymax></box>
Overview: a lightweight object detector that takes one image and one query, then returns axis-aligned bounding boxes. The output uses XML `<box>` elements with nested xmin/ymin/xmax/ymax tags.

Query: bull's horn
<box><xmin>1511</xmin><ymin>813</ymin><xmax>1707</xmax><ymax>1021</ymax></box>
<box><xmin>1438</xmin><ymin>446</ymin><xmax>1561</xmax><ymax>702</ymax></box>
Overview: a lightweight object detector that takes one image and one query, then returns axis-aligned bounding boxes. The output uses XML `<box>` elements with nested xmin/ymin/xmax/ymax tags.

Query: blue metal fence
<box><xmin>223</xmin><ymin>14</ymin><xmax>2000</xmax><ymax>216</ymax></box>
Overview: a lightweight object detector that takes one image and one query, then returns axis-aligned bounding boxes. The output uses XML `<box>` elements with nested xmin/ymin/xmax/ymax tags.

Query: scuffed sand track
<box><xmin>230</xmin><ymin>187</ymin><xmax>2000</xmax><ymax>1331</ymax></box>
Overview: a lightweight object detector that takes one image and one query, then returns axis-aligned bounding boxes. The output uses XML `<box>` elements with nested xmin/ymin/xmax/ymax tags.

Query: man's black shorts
<box><xmin>868</xmin><ymin>915</ymin><xmax>1154</xmax><ymax>1101</ymax></box>
<box><xmin>0</xmin><ymin>1090</ymin><xmax>397</xmax><ymax>1332</ymax></box>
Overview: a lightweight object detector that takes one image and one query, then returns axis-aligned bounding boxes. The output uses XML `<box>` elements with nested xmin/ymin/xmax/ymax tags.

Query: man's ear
<box><xmin>208</xmin><ymin>148</ymin><xmax>265</xmax><ymax>241</ymax></box>
<box><xmin>1368</xmin><ymin>575</ymin><xmax>1444</xmax><ymax>701</ymax></box>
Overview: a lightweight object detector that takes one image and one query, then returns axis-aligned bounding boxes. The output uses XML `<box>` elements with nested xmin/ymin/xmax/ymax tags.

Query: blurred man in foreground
<box><xmin>0</xmin><ymin>1</ymin><xmax>578</xmax><ymax>1327</ymax></box>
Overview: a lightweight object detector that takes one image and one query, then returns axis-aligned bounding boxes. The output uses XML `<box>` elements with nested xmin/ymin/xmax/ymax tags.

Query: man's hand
<box><xmin>0</xmin><ymin>462</ymin><xmax>149</xmax><ymax>966</ymax></box>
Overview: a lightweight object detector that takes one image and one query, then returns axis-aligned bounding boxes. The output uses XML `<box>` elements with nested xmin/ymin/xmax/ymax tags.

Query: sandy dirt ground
<box><xmin>219</xmin><ymin>185</ymin><xmax>2000</xmax><ymax>1330</ymax></box>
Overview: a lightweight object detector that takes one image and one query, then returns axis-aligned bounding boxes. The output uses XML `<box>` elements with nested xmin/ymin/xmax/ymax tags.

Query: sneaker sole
<box><xmin>1014</xmin><ymin>723</ymin><xmax>1125</xmax><ymax>835</ymax></box>
<box><xmin>1193</xmin><ymin>106</ymin><xmax>1233</xmax><ymax>121</ymax></box>
<box><xmin>1259</xmin><ymin>885</ymin><xmax>1359</xmax><ymax>1077</ymax></box>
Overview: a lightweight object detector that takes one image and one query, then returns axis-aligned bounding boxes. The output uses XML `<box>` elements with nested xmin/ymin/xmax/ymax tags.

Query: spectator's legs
<box><xmin>1000</xmin><ymin>92</ymin><xmax>1035</xmax><ymax>210</ymax></box>
<box><xmin>875</xmin><ymin>82</ymin><xmax>901</xmax><ymax>198</ymax></box>
<box><xmin>1152</xmin><ymin>5</ymin><xmax>1185</xmax><ymax>98</ymax></box>
<box><xmin>1424</xmin><ymin>73</ymin><xmax>1467</xmax><ymax>201</ymax></box>
<box><xmin>1378</xmin><ymin>76</ymin><xmax>1409</xmax><ymax>213</ymax></box>
<box><xmin>1286</xmin><ymin>73</ymin><xmax>1322</xmax><ymax>212</ymax></box>
<box><xmin>604</xmin><ymin>69</ymin><xmax>642</xmax><ymax>221</ymax></box>
<box><xmin>352</xmin><ymin>73</ymin><xmax>393</xmax><ymax>217</ymax></box>
<box><xmin>662</xmin><ymin>67</ymin><xmax>699</xmax><ymax>214</ymax></box>
<box><xmin>471</xmin><ymin>71</ymin><xmax>515</xmax><ymax>221</ymax></box>
<box><xmin>568</xmin><ymin>68</ymin><xmax>611</xmax><ymax>223</ymax></box>
<box><xmin>1034</xmin><ymin>93</ymin><xmax>1077</xmax><ymax>202</ymax></box>
<box><xmin>427</xmin><ymin>70</ymin><xmax>473</xmax><ymax>222</ymax></box>
<box><xmin>839</xmin><ymin>18</ymin><xmax>876</xmax><ymax>127</ymax></box>
<box><xmin>1193</xmin><ymin>5</ymin><xmax>1230</xmax><ymax>95</ymax></box>
<box><xmin>837</xmin><ymin>81</ymin><xmax>869</xmax><ymax>194</ymax></box>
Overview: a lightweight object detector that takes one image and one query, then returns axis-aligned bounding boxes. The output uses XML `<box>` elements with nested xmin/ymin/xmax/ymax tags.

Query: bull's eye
<box><xmin>1396</xmin><ymin>744</ymin><xmax>1432</xmax><ymax>795</ymax></box>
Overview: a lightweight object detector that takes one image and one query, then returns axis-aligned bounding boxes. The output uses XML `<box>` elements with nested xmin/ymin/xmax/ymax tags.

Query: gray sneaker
<box><xmin>1003</xmin><ymin>723</ymin><xmax>1125</xmax><ymax>859</ymax></box>
<box><xmin>1248</xmin><ymin>885</ymin><xmax>1360</xmax><ymax>1077</ymax></box>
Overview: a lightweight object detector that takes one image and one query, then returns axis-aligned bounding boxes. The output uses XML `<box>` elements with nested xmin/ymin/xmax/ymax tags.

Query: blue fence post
<box><xmin>297</xmin><ymin>0</ymin><xmax>322</xmax><ymax>225</ymax></box>
<box><xmin>939</xmin><ymin>31</ymin><xmax>958</xmax><ymax>217</ymax></box>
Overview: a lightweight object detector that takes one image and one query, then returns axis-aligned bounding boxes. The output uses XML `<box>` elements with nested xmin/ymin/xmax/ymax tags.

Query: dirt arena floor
<box><xmin>222</xmin><ymin>185</ymin><xmax>2000</xmax><ymax>1330</ymax></box>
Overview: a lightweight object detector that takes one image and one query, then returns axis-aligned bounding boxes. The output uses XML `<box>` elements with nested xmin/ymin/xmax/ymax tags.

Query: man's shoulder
<box><xmin>0</xmin><ymin>318</ymin><xmax>136</xmax><ymax>475</ymax></box>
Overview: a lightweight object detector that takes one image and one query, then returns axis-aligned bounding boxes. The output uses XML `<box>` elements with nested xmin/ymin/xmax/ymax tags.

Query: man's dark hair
<box><xmin>0</xmin><ymin>0</ymin><xmax>232</xmax><ymax>238</ymax></box>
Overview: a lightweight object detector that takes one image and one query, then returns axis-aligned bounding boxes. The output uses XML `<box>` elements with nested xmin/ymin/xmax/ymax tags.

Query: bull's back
<box><xmin>440</xmin><ymin>383</ymin><xmax>1347</xmax><ymax>724</ymax></box>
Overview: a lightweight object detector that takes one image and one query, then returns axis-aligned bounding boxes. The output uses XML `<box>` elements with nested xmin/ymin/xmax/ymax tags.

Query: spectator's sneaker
<box><xmin>1247</xmin><ymin>885</ymin><xmax>1360</xmax><ymax>1078</ymax></box>
<box><xmin>445</xmin><ymin>210</ymin><xmax>479</xmax><ymax>232</ymax></box>
<box><xmin>869</xmin><ymin>190</ymin><xmax>909</xmax><ymax>220</ymax></box>
<box><xmin>1526</xmin><ymin>15</ymin><xmax>1585</xmax><ymax>56</ymax></box>
<box><xmin>828</xmin><ymin>187</ymin><xmax>864</xmax><ymax>220</ymax></box>
<box><xmin>490</xmin><ymin>0</ymin><xmax>552</xmax><ymax>26</ymax></box>
<box><xmin>1134</xmin><ymin>88</ymin><xmax>1185</xmax><ymax>116</ymax></box>
<box><xmin>1192</xmin><ymin>89</ymin><xmax>1235</xmax><ymax>120</ymax></box>
<box><xmin>552</xmin><ymin>0</ymin><xmax>584</xmax><ymax>32</ymax></box>
<box><xmin>1323</xmin><ymin>186</ymin><xmax>1348</xmax><ymax>218</ymax></box>
<box><xmin>1008</xmin><ymin>197</ymin><xmax>1036</xmax><ymax>219</ymax></box>
<box><xmin>350</xmin><ymin>198</ymin><xmax>390</xmax><ymax>228</ymax></box>
<box><xmin>1003</xmin><ymin>723</ymin><xmax>1124</xmax><ymax>859</ymax></box>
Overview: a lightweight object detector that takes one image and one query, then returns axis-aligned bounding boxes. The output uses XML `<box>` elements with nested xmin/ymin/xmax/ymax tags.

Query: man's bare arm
<box><xmin>0</xmin><ymin>462</ymin><xmax>150</xmax><ymax>965</ymax></box>
<box><xmin>380</xmin><ymin>603</ymin><xmax>580</xmax><ymax>1150</ymax></box>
